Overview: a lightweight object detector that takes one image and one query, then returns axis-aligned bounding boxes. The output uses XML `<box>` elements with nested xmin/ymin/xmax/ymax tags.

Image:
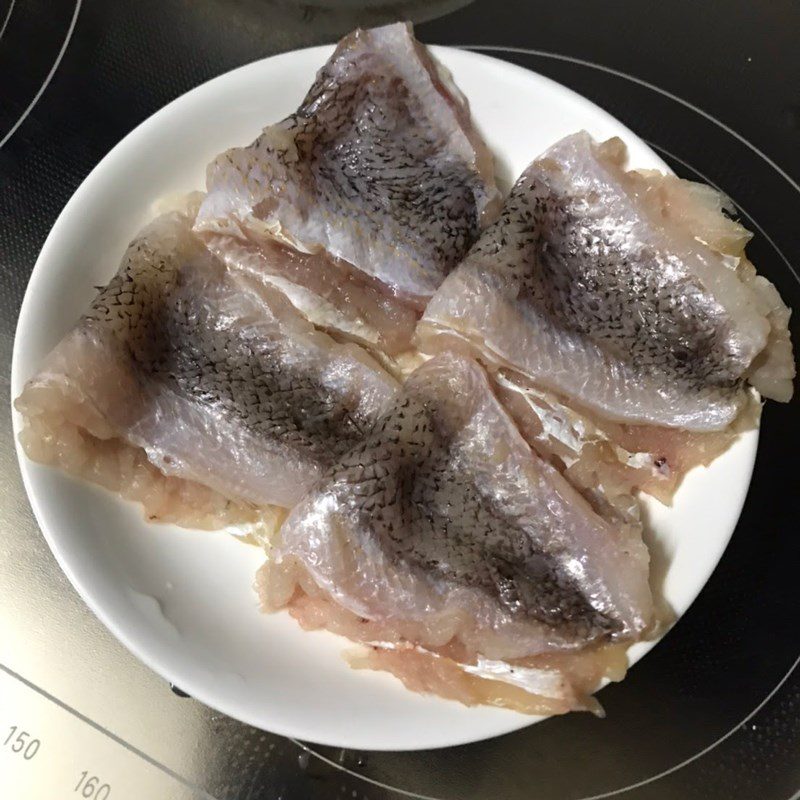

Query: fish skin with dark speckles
<box><xmin>418</xmin><ymin>132</ymin><xmax>794</xmax><ymax>431</ymax></box>
<box><xmin>264</xmin><ymin>353</ymin><xmax>652</xmax><ymax>662</ymax></box>
<box><xmin>15</xmin><ymin>210</ymin><xmax>399</xmax><ymax>515</ymax></box>
<box><xmin>195</xmin><ymin>21</ymin><xmax>501</xmax><ymax>338</ymax></box>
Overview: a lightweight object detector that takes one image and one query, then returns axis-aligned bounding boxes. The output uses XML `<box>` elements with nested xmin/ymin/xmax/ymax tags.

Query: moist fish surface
<box><xmin>493</xmin><ymin>368</ymin><xmax>756</xmax><ymax>505</ymax></box>
<box><xmin>418</xmin><ymin>131</ymin><xmax>794</xmax><ymax>433</ymax></box>
<box><xmin>195</xmin><ymin>22</ymin><xmax>500</xmax><ymax>352</ymax></box>
<box><xmin>15</xmin><ymin>210</ymin><xmax>399</xmax><ymax>524</ymax></box>
<box><xmin>260</xmin><ymin>353</ymin><xmax>652</xmax><ymax>711</ymax></box>
<box><xmin>267</xmin><ymin>584</ymin><xmax>631</xmax><ymax>716</ymax></box>
<box><xmin>201</xmin><ymin>233</ymin><xmax>419</xmax><ymax>356</ymax></box>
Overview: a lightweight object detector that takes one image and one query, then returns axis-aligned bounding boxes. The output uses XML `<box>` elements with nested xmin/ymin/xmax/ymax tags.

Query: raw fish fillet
<box><xmin>15</xmin><ymin>210</ymin><xmax>399</xmax><ymax>523</ymax></box>
<box><xmin>409</xmin><ymin>333</ymin><xmax>710</xmax><ymax>506</ymax></box>
<box><xmin>201</xmin><ymin>234</ymin><xmax>418</xmax><ymax>356</ymax></box>
<box><xmin>418</xmin><ymin>132</ymin><xmax>794</xmax><ymax>432</ymax></box>
<box><xmin>259</xmin><ymin>353</ymin><xmax>652</xmax><ymax>710</ymax></box>
<box><xmin>348</xmin><ymin>642</ymin><xmax>628</xmax><ymax>716</ymax></box>
<box><xmin>195</xmin><ymin>21</ymin><xmax>500</xmax><ymax>351</ymax></box>
<box><xmin>260</xmin><ymin>583</ymin><xmax>629</xmax><ymax>715</ymax></box>
<box><xmin>494</xmin><ymin>369</ymin><xmax>757</xmax><ymax>505</ymax></box>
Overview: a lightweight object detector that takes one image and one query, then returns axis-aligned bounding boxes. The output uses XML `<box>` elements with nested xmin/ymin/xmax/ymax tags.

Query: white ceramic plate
<box><xmin>11</xmin><ymin>45</ymin><xmax>757</xmax><ymax>750</ymax></box>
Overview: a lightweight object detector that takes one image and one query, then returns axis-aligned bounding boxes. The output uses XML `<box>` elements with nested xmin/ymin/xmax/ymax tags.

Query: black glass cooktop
<box><xmin>1</xmin><ymin>2</ymin><xmax>798</xmax><ymax>799</ymax></box>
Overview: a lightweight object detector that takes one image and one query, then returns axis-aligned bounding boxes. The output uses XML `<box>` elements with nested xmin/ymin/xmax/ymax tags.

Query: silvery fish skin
<box><xmin>418</xmin><ymin>132</ymin><xmax>794</xmax><ymax>431</ymax></box>
<box><xmin>262</xmin><ymin>353</ymin><xmax>652</xmax><ymax>662</ymax></box>
<box><xmin>15</xmin><ymin>211</ymin><xmax>399</xmax><ymax>515</ymax></box>
<box><xmin>201</xmin><ymin>233</ymin><xmax>418</xmax><ymax>356</ymax></box>
<box><xmin>493</xmin><ymin>370</ymin><xmax>752</xmax><ymax>506</ymax></box>
<box><xmin>195</xmin><ymin>22</ymin><xmax>500</xmax><ymax>308</ymax></box>
<box><xmin>260</xmin><ymin>582</ymin><xmax>629</xmax><ymax>715</ymax></box>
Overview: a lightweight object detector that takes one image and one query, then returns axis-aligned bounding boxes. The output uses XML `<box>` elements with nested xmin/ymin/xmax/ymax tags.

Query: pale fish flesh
<box><xmin>195</xmin><ymin>22</ymin><xmax>501</xmax><ymax>353</ymax></box>
<box><xmin>259</xmin><ymin>353</ymin><xmax>652</xmax><ymax>710</ymax></box>
<box><xmin>417</xmin><ymin>132</ymin><xmax>794</xmax><ymax>432</ymax></box>
<box><xmin>15</xmin><ymin>210</ymin><xmax>399</xmax><ymax>525</ymax></box>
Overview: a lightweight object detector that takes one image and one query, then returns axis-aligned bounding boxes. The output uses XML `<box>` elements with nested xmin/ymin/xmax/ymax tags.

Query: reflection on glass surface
<box><xmin>1</xmin><ymin>0</ymin><xmax>799</xmax><ymax>798</ymax></box>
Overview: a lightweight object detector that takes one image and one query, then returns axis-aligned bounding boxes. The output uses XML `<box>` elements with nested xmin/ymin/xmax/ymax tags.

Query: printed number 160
<box><xmin>75</xmin><ymin>771</ymin><xmax>111</xmax><ymax>799</ymax></box>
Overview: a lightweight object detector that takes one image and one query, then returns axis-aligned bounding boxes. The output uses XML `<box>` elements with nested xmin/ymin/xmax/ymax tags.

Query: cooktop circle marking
<box><xmin>293</xmin><ymin>46</ymin><xmax>799</xmax><ymax>798</ymax></box>
<box><xmin>0</xmin><ymin>0</ymin><xmax>16</xmax><ymax>44</ymax></box>
<box><xmin>0</xmin><ymin>0</ymin><xmax>81</xmax><ymax>149</ymax></box>
<box><xmin>460</xmin><ymin>44</ymin><xmax>800</xmax><ymax>198</ymax></box>
<box><xmin>649</xmin><ymin>142</ymin><xmax>800</xmax><ymax>286</ymax></box>
<box><xmin>577</xmin><ymin>654</ymin><xmax>799</xmax><ymax>799</ymax></box>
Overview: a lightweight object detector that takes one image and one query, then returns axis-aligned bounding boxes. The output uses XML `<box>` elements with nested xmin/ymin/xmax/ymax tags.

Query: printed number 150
<box><xmin>3</xmin><ymin>726</ymin><xmax>40</xmax><ymax>760</ymax></box>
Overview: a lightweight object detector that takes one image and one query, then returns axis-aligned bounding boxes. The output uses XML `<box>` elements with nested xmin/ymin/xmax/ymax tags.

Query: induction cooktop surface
<box><xmin>1</xmin><ymin>2</ymin><xmax>798</xmax><ymax>799</ymax></box>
